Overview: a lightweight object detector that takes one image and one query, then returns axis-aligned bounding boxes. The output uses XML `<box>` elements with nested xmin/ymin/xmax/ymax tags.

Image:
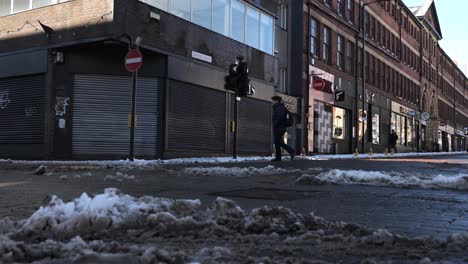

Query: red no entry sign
<box><xmin>125</xmin><ymin>49</ymin><xmax>143</xmax><ymax>72</ymax></box>
<box><xmin>313</xmin><ymin>78</ymin><xmax>325</xmax><ymax>91</ymax></box>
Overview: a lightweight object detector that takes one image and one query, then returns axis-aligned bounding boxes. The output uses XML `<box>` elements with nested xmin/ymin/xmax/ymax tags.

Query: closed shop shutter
<box><xmin>167</xmin><ymin>80</ymin><xmax>226</xmax><ymax>152</ymax></box>
<box><xmin>0</xmin><ymin>75</ymin><xmax>45</xmax><ymax>144</ymax></box>
<box><xmin>73</xmin><ymin>74</ymin><xmax>158</xmax><ymax>159</ymax></box>
<box><xmin>232</xmin><ymin>96</ymin><xmax>272</xmax><ymax>154</ymax></box>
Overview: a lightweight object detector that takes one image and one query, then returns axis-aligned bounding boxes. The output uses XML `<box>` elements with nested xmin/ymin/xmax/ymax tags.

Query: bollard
<box><xmin>385</xmin><ymin>148</ymin><xmax>388</xmax><ymax>156</ymax></box>
<box><xmin>354</xmin><ymin>148</ymin><xmax>359</xmax><ymax>157</ymax></box>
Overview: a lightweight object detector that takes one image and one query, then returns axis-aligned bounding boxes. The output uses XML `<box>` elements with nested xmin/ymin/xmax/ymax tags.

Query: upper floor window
<box><xmin>0</xmin><ymin>0</ymin><xmax>69</xmax><ymax>16</ymax></box>
<box><xmin>322</xmin><ymin>26</ymin><xmax>330</xmax><ymax>63</ymax></box>
<box><xmin>337</xmin><ymin>35</ymin><xmax>344</xmax><ymax>69</ymax></box>
<box><xmin>140</xmin><ymin>0</ymin><xmax>275</xmax><ymax>54</ymax></box>
<box><xmin>311</xmin><ymin>18</ymin><xmax>319</xmax><ymax>56</ymax></box>
<box><xmin>347</xmin><ymin>0</ymin><xmax>353</xmax><ymax>23</ymax></box>
<box><xmin>338</xmin><ymin>0</ymin><xmax>344</xmax><ymax>17</ymax></box>
<box><xmin>324</xmin><ymin>0</ymin><xmax>331</xmax><ymax>7</ymax></box>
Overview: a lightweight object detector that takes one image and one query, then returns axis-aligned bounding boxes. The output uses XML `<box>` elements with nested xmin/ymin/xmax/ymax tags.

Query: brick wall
<box><xmin>0</xmin><ymin>0</ymin><xmax>115</xmax><ymax>52</ymax></box>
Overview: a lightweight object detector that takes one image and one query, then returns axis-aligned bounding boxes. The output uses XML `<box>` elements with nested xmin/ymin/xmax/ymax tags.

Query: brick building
<box><xmin>0</xmin><ymin>0</ymin><xmax>298</xmax><ymax>159</ymax></box>
<box><xmin>0</xmin><ymin>0</ymin><xmax>466</xmax><ymax>160</ymax></box>
<box><xmin>301</xmin><ymin>0</ymin><xmax>467</xmax><ymax>154</ymax></box>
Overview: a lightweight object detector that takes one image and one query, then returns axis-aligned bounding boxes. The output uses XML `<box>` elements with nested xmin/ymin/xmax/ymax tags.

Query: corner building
<box><xmin>0</xmin><ymin>0</ymin><xmax>298</xmax><ymax>159</ymax></box>
<box><xmin>301</xmin><ymin>0</ymin><xmax>467</xmax><ymax>154</ymax></box>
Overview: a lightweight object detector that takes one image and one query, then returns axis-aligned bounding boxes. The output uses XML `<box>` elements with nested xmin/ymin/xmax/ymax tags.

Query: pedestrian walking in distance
<box><xmin>390</xmin><ymin>129</ymin><xmax>398</xmax><ymax>153</ymax></box>
<box><xmin>271</xmin><ymin>95</ymin><xmax>295</xmax><ymax>161</ymax></box>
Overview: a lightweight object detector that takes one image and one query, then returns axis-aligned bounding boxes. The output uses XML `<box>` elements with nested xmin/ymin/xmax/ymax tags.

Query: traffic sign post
<box><xmin>125</xmin><ymin>49</ymin><xmax>143</xmax><ymax>161</ymax></box>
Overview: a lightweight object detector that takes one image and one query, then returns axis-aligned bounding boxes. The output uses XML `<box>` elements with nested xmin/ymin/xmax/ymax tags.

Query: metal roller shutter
<box><xmin>0</xmin><ymin>75</ymin><xmax>45</xmax><ymax>144</ymax></box>
<box><xmin>73</xmin><ymin>74</ymin><xmax>158</xmax><ymax>159</ymax></box>
<box><xmin>236</xmin><ymin>97</ymin><xmax>272</xmax><ymax>154</ymax></box>
<box><xmin>167</xmin><ymin>80</ymin><xmax>226</xmax><ymax>152</ymax></box>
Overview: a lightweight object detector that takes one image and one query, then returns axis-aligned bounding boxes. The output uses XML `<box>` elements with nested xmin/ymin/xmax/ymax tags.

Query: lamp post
<box><xmin>359</xmin><ymin>0</ymin><xmax>392</xmax><ymax>153</ymax></box>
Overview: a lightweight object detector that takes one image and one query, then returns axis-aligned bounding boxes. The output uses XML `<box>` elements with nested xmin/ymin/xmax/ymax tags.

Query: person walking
<box><xmin>271</xmin><ymin>95</ymin><xmax>295</xmax><ymax>161</ymax></box>
<box><xmin>390</xmin><ymin>129</ymin><xmax>398</xmax><ymax>153</ymax></box>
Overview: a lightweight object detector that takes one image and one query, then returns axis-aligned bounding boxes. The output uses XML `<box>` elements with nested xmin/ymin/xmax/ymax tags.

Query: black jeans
<box><xmin>273</xmin><ymin>127</ymin><xmax>294</xmax><ymax>159</ymax></box>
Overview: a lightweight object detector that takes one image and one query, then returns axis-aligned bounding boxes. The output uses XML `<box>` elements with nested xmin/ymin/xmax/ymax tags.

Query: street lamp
<box><xmin>358</xmin><ymin>0</ymin><xmax>392</xmax><ymax>153</ymax></box>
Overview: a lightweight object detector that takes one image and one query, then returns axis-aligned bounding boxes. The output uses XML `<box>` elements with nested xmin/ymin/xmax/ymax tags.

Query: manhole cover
<box><xmin>212</xmin><ymin>188</ymin><xmax>328</xmax><ymax>201</ymax></box>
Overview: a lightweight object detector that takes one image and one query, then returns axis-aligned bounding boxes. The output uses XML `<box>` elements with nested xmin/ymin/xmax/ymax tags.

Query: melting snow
<box><xmin>0</xmin><ymin>189</ymin><xmax>467</xmax><ymax>263</ymax></box>
<box><xmin>296</xmin><ymin>169</ymin><xmax>468</xmax><ymax>190</ymax></box>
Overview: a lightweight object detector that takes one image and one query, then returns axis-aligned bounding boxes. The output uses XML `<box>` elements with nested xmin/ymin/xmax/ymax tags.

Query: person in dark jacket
<box><xmin>390</xmin><ymin>129</ymin><xmax>398</xmax><ymax>153</ymax></box>
<box><xmin>271</xmin><ymin>95</ymin><xmax>295</xmax><ymax>161</ymax></box>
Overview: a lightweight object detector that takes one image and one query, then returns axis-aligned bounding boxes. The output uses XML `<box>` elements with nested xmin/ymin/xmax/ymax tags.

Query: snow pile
<box><xmin>59</xmin><ymin>172</ymin><xmax>93</xmax><ymax>180</ymax></box>
<box><xmin>181</xmin><ymin>165</ymin><xmax>303</xmax><ymax>177</ymax></box>
<box><xmin>296</xmin><ymin>169</ymin><xmax>468</xmax><ymax>190</ymax></box>
<box><xmin>0</xmin><ymin>151</ymin><xmax>465</xmax><ymax>167</ymax></box>
<box><xmin>1</xmin><ymin>189</ymin><xmax>468</xmax><ymax>263</ymax></box>
<box><xmin>104</xmin><ymin>172</ymin><xmax>138</xmax><ymax>182</ymax></box>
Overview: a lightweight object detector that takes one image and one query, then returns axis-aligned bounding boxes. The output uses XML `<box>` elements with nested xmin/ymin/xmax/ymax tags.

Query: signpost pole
<box><xmin>125</xmin><ymin>49</ymin><xmax>143</xmax><ymax>161</ymax></box>
<box><xmin>233</xmin><ymin>94</ymin><xmax>238</xmax><ymax>159</ymax></box>
<box><xmin>129</xmin><ymin>70</ymin><xmax>137</xmax><ymax>161</ymax></box>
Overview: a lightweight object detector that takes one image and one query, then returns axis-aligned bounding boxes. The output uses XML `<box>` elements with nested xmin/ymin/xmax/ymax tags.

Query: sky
<box><xmin>402</xmin><ymin>0</ymin><xmax>468</xmax><ymax>76</ymax></box>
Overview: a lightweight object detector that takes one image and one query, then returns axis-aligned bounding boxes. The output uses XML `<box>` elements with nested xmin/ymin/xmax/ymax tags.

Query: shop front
<box><xmin>390</xmin><ymin>102</ymin><xmax>419</xmax><ymax>152</ymax></box>
<box><xmin>308</xmin><ymin>66</ymin><xmax>353</xmax><ymax>154</ymax></box>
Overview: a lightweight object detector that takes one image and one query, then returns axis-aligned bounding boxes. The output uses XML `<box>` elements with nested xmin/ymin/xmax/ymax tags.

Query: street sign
<box><xmin>421</xmin><ymin>112</ymin><xmax>430</xmax><ymax>121</ymax></box>
<box><xmin>125</xmin><ymin>49</ymin><xmax>143</xmax><ymax>72</ymax></box>
<box><xmin>408</xmin><ymin>110</ymin><xmax>416</xmax><ymax>117</ymax></box>
<box><xmin>439</xmin><ymin>121</ymin><xmax>446</xmax><ymax>126</ymax></box>
<box><xmin>313</xmin><ymin>78</ymin><xmax>325</xmax><ymax>91</ymax></box>
<box><xmin>334</xmin><ymin>90</ymin><xmax>345</xmax><ymax>101</ymax></box>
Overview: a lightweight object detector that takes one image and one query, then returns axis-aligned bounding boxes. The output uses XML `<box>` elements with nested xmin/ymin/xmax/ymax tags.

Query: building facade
<box><xmin>0</xmin><ymin>0</ymin><xmax>301</xmax><ymax>159</ymax></box>
<box><xmin>0</xmin><ymin>0</ymin><xmax>466</xmax><ymax>160</ymax></box>
<box><xmin>302</xmin><ymin>0</ymin><xmax>467</xmax><ymax>154</ymax></box>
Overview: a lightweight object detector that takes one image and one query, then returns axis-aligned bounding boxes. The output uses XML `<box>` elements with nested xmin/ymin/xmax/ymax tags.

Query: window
<box><xmin>333</xmin><ymin>107</ymin><xmax>346</xmax><ymax>140</ymax></box>
<box><xmin>13</xmin><ymin>0</ymin><xmax>29</xmax><ymax>13</ymax></box>
<box><xmin>192</xmin><ymin>0</ymin><xmax>211</xmax><ymax>29</ymax></box>
<box><xmin>212</xmin><ymin>0</ymin><xmax>229</xmax><ymax>36</ymax></box>
<box><xmin>0</xmin><ymin>0</ymin><xmax>10</xmax><ymax>16</ymax></box>
<box><xmin>33</xmin><ymin>0</ymin><xmax>53</xmax><ymax>8</ymax></box>
<box><xmin>337</xmin><ymin>35</ymin><xmax>344</xmax><ymax>69</ymax></box>
<box><xmin>231</xmin><ymin>0</ymin><xmax>245</xmax><ymax>43</ymax></box>
<box><xmin>279</xmin><ymin>4</ymin><xmax>287</xmax><ymax>29</ymax></box>
<box><xmin>144</xmin><ymin>0</ymin><xmax>168</xmax><ymax>11</ymax></box>
<box><xmin>279</xmin><ymin>68</ymin><xmax>287</xmax><ymax>93</ymax></box>
<box><xmin>338</xmin><ymin>0</ymin><xmax>344</xmax><ymax>17</ymax></box>
<box><xmin>311</xmin><ymin>18</ymin><xmax>319</xmax><ymax>56</ymax></box>
<box><xmin>347</xmin><ymin>0</ymin><xmax>353</xmax><ymax>23</ymax></box>
<box><xmin>322</xmin><ymin>26</ymin><xmax>330</xmax><ymax>63</ymax></box>
<box><xmin>171</xmin><ymin>0</ymin><xmax>190</xmax><ymax>20</ymax></box>
<box><xmin>324</xmin><ymin>0</ymin><xmax>331</xmax><ymax>7</ymax></box>
<box><xmin>259</xmin><ymin>13</ymin><xmax>273</xmax><ymax>54</ymax></box>
<box><xmin>372</xmin><ymin>112</ymin><xmax>380</xmax><ymax>144</ymax></box>
<box><xmin>141</xmin><ymin>0</ymin><xmax>274</xmax><ymax>54</ymax></box>
<box><xmin>346</xmin><ymin>41</ymin><xmax>353</xmax><ymax>74</ymax></box>
<box><xmin>246</xmin><ymin>7</ymin><xmax>260</xmax><ymax>49</ymax></box>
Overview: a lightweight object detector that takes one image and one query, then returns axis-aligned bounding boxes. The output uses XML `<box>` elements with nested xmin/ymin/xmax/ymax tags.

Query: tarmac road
<box><xmin>0</xmin><ymin>153</ymin><xmax>467</xmax><ymax>240</ymax></box>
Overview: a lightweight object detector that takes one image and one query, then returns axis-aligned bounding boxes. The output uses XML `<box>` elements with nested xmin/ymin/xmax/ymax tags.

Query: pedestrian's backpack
<box><xmin>284</xmin><ymin>107</ymin><xmax>293</xmax><ymax>127</ymax></box>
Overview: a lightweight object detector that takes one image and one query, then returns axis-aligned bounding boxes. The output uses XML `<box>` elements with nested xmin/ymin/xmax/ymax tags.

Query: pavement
<box><xmin>0</xmin><ymin>153</ymin><xmax>467</xmax><ymax>240</ymax></box>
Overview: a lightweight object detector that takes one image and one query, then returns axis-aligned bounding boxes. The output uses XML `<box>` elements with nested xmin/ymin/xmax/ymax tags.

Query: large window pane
<box><xmin>231</xmin><ymin>0</ymin><xmax>245</xmax><ymax>43</ymax></box>
<box><xmin>171</xmin><ymin>0</ymin><xmax>190</xmax><ymax>20</ymax></box>
<box><xmin>143</xmin><ymin>0</ymin><xmax>168</xmax><ymax>11</ymax></box>
<box><xmin>212</xmin><ymin>0</ymin><xmax>229</xmax><ymax>36</ymax></box>
<box><xmin>246</xmin><ymin>7</ymin><xmax>259</xmax><ymax>49</ymax></box>
<box><xmin>260</xmin><ymin>13</ymin><xmax>273</xmax><ymax>54</ymax></box>
<box><xmin>372</xmin><ymin>113</ymin><xmax>380</xmax><ymax>144</ymax></box>
<box><xmin>33</xmin><ymin>0</ymin><xmax>52</xmax><ymax>8</ymax></box>
<box><xmin>333</xmin><ymin>107</ymin><xmax>345</xmax><ymax>140</ymax></box>
<box><xmin>0</xmin><ymin>0</ymin><xmax>11</xmax><ymax>16</ymax></box>
<box><xmin>13</xmin><ymin>0</ymin><xmax>29</xmax><ymax>13</ymax></box>
<box><xmin>192</xmin><ymin>0</ymin><xmax>211</xmax><ymax>29</ymax></box>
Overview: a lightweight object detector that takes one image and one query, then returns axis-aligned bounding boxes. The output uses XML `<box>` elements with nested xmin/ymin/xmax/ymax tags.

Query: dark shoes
<box><xmin>290</xmin><ymin>149</ymin><xmax>296</xmax><ymax>160</ymax></box>
<box><xmin>270</xmin><ymin>158</ymin><xmax>281</xmax><ymax>162</ymax></box>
